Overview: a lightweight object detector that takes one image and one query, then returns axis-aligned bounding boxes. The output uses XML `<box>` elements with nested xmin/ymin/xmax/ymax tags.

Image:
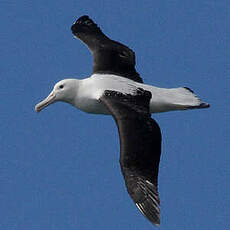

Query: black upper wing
<box><xmin>71</xmin><ymin>15</ymin><xmax>143</xmax><ymax>83</ymax></box>
<box><xmin>100</xmin><ymin>88</ymin><xmax>162</xmax><ymax>226</ymax></box>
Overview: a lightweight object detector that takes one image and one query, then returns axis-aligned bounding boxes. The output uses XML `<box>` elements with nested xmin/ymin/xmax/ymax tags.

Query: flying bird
<box><xmin>35</xmin><ymin>15</ymin><xmax>209</xmax><ymax>226</ymax></box>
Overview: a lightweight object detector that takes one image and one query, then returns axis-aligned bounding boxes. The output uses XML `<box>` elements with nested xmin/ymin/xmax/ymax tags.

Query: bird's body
<box><xmin>35</xmin><ymin>15</ymin><xmax>209</xmax><ymax>226</ymax></box>
<box><xmin>41</xmin><ymin>73</ymin><xmax>207</xmax><ymax>115</ymax></box>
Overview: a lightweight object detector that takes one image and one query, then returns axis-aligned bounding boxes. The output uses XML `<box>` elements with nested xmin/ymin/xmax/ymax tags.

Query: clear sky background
<box><xmin>1</xmin><ymin>1</ymin><xmax>229</xmax><ymax>229</ymax></box>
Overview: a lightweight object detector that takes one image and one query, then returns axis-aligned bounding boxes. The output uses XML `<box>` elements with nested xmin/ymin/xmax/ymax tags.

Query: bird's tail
<box><xmin>149</xmin><ymin>86</ymin><xmax>210</xmax><ymax>113</ymax></box>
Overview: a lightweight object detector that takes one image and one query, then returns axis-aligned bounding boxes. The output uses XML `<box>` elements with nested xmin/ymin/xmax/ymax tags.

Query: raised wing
<box><xmin>71</xmin><ymin>15</ymin><xmax>143</xmax><ymax>83</ymax></box>
<box><xmin>100</xmin><ymin>89</ymin><xmax>162</xmax><ymax>226</ymax></box>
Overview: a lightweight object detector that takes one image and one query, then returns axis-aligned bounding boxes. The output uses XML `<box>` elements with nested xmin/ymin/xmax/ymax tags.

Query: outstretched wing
<box><xmin>71</xmin><ymin>15</ymin><xmax>143</xmax><ymax>83</ymax></box>
<box><xmin>100</xmin><ymin>89</ymin><xmax>162</xmax><ymax>226</ymax></box>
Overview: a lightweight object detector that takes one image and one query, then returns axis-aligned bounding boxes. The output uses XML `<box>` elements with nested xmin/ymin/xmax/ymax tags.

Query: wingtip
<box><xmin>71</xmin><ymin>15</ymin><xmax>102</xmax><ymax>36</ymax></box>
<box><xmin>78</xmin><ymin>15</ymin><xmax>90</xmax><ymax>20</ymax></box>
<box><xmin>153</xmin><ymin>219</ymin><xmax>160</xmax><ymax>227</ymax></box>
<box><xmin>72</xmin><ymin>15</ymin><xmax>90</xmax><ymax>24</ymax></box>
<box><xmin>136</xmin><ymin>203</ymin><xmax>160</xmax><ymax>226</ymax></box>
<box><xmin>71</xmin><ymin>15</ymin><xmax>90</xmax><ymax>32</ymax></box>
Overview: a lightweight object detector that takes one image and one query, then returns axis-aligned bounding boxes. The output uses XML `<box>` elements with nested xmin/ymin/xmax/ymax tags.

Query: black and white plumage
<box><xmin>35</xmin><ymin>15</ymin><xmax>209</xmax><ymax>226</ymax></box>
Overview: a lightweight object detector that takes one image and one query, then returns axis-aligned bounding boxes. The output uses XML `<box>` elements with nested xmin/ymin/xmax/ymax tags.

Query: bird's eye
<box><xmin>59</xmin><ymin>85</ymin><xmax>64</xmax><ymax>89</ymax></box>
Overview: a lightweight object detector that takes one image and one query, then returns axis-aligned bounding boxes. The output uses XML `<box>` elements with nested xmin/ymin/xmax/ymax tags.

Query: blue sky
<box><xmin>1</xmin><ymin>0</ymin><xmax>229</xmax><ymax>229</ymax></box>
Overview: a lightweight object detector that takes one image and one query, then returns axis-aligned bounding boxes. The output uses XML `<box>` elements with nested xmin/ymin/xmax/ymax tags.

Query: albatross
<box><xmin>35</xmin><ymin>15</ymin><xmax>209</xmax><ymax>226</ymax></box>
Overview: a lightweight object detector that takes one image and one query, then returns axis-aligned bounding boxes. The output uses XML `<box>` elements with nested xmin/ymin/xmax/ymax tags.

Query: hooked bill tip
<box><xmin>35</xmin><ymin>104</ymin><xmax>41</xmax><ymax>113</ymax></box>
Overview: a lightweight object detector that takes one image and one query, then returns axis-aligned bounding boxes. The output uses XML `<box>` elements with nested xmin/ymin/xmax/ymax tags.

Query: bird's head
<box><xmin>35</xmin><ymin>79</ymin><xmax>79</xmax><ymax>112</ymax></box>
